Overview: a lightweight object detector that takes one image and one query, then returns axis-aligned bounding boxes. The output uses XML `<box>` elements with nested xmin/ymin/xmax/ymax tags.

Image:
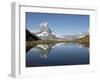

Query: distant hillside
<box><xmin>77</xmin><ymin>35</ymin><xmax>89</xmax><ymax>44</ymax></box>
<box><xmin>26</xmin><ymin>29</ymin><xmax>40</xmax><ymax>41</ymax></box>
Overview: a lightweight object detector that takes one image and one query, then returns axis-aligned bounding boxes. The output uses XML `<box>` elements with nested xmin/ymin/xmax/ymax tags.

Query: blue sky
<box><xmin>26</xmin><ymin>12</ymin><xmax>89</xmax><ymax>35</ymax></box>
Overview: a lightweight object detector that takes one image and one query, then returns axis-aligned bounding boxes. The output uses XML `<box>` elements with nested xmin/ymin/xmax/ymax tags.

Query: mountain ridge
<box><xmin>31</xmin><ymin>21</ymin><xmax>89</xmax><ymax>41</ymax></box>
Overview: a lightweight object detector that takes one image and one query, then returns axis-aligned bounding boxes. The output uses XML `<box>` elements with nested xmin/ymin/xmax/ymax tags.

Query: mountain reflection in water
<box><xmin>26</xmin><ymin>43</ymin><xmax>89</xmax><ymax>67</ymax></box>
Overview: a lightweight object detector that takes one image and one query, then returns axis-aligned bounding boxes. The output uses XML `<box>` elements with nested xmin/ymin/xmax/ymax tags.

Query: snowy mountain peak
<box><xmin>39</xmin><ymin>21</ymin><xmax>50</xmax><ymax>32</ymax></box>
<box><xmin>40</xmin><ymin>21</ymin><xmax>48</xmax><ymax>27</ymax></box>
<box><xmin>33</xmin><ymin>21</ymin><xmax>57</xmax><ymax>39</ymax></box>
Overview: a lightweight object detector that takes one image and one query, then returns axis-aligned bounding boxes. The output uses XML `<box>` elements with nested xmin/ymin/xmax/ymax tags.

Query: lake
<box><xmin>26</xmin><ymin>43</ymin><xmax>89</xmax><ymax>67</ymax></box>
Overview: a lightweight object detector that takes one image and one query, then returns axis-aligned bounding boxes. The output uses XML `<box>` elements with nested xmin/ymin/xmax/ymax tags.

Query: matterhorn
<box><xmin>33</xmin><ymin>21</ymin><xmax>57</xmax><ymax>39</ymax></box>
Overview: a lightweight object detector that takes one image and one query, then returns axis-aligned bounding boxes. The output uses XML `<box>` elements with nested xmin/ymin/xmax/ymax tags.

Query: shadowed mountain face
<box><xmin>26</xmin><ymin>29</ymin><xmax>40</xmax><ymax>41</ymax></box>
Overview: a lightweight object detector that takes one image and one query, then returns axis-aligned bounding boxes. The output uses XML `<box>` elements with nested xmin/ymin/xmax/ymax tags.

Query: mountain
<box><xmin>26</xmin><ymin>29</ymin><xmax>40</xmax><ymax>41</ymax></box>
<box><xmin>33</xmin><ymin>22</ymin><xmax>58</xmax><ymax>40</ymax></box>
<box><xmin>77</xmin><ymin>35</ymin><xmax>89</xmax><ymax>44</ymax></box>
<box><xmin>63</xmin><ymin>35</ymin><xmax>77</xmax><ymax>41</ymax></box>
<box><xmin>64</xmin><ymin>31</ymin><xmax>89</xmax><ymax>41</ymax></box>
<box><xmin>75</xmin><ymin>31</ymin><xmax>89</xmax><ymax>39</ymax></box>
<box><xmin>32</xmin><ymin>21</ymin><xmax>89</xmax><ymax>41</ymax></box>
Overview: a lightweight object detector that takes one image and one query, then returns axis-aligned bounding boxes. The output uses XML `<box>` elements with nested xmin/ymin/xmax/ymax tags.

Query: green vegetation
<box><xmin>78</xmin><ymin>35</ymin><xmax>89</xmax><ymax>47</ymax></box>
<box><xmin>72</xmin><ymin>35</ymin><xmax>89</xmax><ymax>47</ymax></box>
<box><xmin>77</xmin><ymin>35</ymin><xmax>89</xmax><ymax>44</ymax></box>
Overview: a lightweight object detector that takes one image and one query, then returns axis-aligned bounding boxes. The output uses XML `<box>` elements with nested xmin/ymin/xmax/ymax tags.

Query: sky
<box><xmin>26</xmin><ymin>12</ymin><xmax>89</xmax><ymax>35</ymax></box>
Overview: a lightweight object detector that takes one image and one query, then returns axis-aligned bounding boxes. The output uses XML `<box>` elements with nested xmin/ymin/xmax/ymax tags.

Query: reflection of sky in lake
<box><xmin>26</xmin><ymin>43</ymin><xmax>89</xmax><ymax>67</ymax></box>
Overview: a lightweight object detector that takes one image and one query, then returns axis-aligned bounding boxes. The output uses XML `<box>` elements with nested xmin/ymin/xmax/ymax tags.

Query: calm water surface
<box><xmin>26</xmin><ymin>43</ymin><xmax>89</xmax><ymax>67</ymax></box>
